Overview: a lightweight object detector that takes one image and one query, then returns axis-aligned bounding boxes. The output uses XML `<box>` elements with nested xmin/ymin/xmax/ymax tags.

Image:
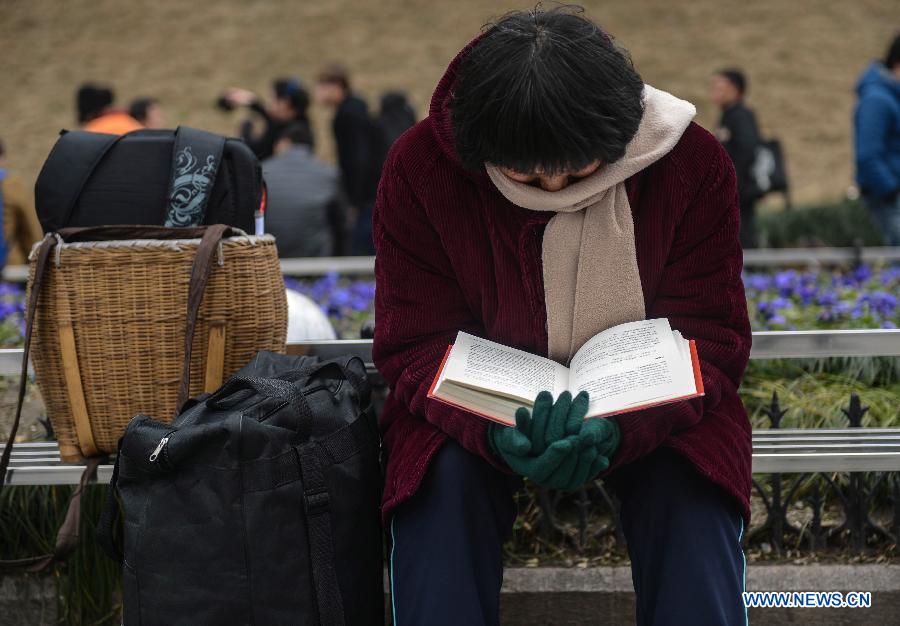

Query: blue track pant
<box><xmin>389</xmin><ymin>442</ymin><xmax>747</xmax><ymax>625</ymax></box>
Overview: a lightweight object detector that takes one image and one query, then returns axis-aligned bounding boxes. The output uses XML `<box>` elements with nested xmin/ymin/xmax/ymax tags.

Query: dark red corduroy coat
<box><xmin>373</xmin><ymin>39</ymin><xmax>752</xmax><ymax>523</ymax></box>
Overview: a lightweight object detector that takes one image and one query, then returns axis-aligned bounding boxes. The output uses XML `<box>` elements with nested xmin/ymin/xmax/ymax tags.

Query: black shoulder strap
<box><xmin>0</xmin><ymin>234</ymin><xmax>57</xmax><ymax>488</ymax></box>
<box><xmin>299</xmin><ymin>444</ymin><xmax>346</xmax><ymax>626</ymax></box>
<box><xmin>164</xmin><ymin>127</ymin><xmax>227</xmax><ymax>227</ymax></box>
<box><xmin>34</xmin><ymin>131</ymin><xmax>124</xmax><ymax>232</ymax></box>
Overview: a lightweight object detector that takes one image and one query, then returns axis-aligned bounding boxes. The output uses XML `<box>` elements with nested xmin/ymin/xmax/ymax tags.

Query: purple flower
<box><xmin>853</xmin><ymin>264</ymin><xmax>872</xmax><ymax>284</ymax></box>
<box><xmin>350</xmin><ymin>281</ymin><xmax>376</xmax><ymax>300</ymax></box>
<box><xmin>870</xmin><ymin>291</ymin><xmax>897</xmax><ymax>315</ymax></box>
<box><xmin>769</xmin><ymin>314</ymin><xmax>787</xmax><ymax>325</ymax></box>
<box><xmin>881</xmin><ymin>321</ymin><xmax>898</xmax><ymax>329</ymax></box>
<box><xmin>879</xmin><ymin>266</ymin><xmax>900</xmax><ymax>286</ymax></box>
<box><xmin>771</xmin><ymin>297</ymin><xmax>792</xmax><ymax>310</ymax></box>
<box><xmin>743</xmin><ymin>274</ymin><xmax>773</xmax><ymax>292</ymax></box>
<box><xmin>349</xmin><ymin>296</ymin><xmax>371</xmax><ymax>312</ymax></box>
<box><xmin>816</xmin><ymin>290</ymin><xmax>839</xmax><ymax>307</ymax></box>
<box><xmin>0</xmin><ymin>302</ymin><xmax>18</xmax><ymax>319</ymax></box>
<box><xmin>329</xmin><ymin>288</ymin><xmax>351</xmax><ymax>308</ymax></box>
<box><xmin>774</xmin><ymin>270</ymin><xmax>799</xmax><ymax>297</ymax></box>
<box><xmin>283</xmin><ymin>277</ymin><xmax>303</xmax><ymax>292</ymax></box>
<box><xmin>0</xmin><ymin>283</ymin><xmax>23</xmax><ymax>296</ymax></box>
<box><xmin>798</xmin><ymin>285</ymin><xmax>818</xmax><ymax>305</ymax></box>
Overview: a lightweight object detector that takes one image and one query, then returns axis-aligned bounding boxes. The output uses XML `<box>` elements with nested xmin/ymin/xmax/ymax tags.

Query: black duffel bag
<box><xmin>99</xmin><ymin>351</ymin><xmax>384</xmax><ymax>626</ymax></box>
<box><xmin>35</xmin><ymin>126</ymin><xmax>265</xmax><ymax>233</ymax></box>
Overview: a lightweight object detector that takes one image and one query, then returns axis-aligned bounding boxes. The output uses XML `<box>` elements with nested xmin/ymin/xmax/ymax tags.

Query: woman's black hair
<box><xmin>452</xmin><ymin>5</ymin><xmax>644</xmax><ymax>174</ymax></box>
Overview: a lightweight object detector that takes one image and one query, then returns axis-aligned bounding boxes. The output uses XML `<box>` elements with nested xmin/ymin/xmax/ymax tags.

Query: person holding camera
<box><xmin>220</xmin><ymin>77</ymin><xmax>311</xmax><ymax>160</ymax></box>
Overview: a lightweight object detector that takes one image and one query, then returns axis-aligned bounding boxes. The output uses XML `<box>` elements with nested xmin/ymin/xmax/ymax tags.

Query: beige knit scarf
<box><xmin>486</xmin><ymin>85</ymin><xmax>696</xmax><ymax>364</ymax></box>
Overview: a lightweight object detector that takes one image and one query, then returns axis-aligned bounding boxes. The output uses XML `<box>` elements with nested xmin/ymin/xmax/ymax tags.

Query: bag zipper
<box><xmin>149</xmin><ymin>435</ymin><xmax>171</xmax><ymax>462</ymax></box>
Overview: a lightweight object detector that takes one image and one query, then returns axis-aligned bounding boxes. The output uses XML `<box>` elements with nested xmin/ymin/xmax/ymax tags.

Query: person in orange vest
<box><xmin>77</xmin><ymin>84</ymin><xmax>143</xmax><ymax>135</ymax></box>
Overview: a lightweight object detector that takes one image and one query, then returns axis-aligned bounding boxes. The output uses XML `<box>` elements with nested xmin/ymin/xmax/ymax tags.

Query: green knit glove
<box><xmin>489</xmin><ymin>391</ymin><xmax>620</xmax><ymax>491</ymax></box>
<box><xmin>579</xmin><ymin>415</ymin><xmax>621</xmax><ymax>461</ymax></box>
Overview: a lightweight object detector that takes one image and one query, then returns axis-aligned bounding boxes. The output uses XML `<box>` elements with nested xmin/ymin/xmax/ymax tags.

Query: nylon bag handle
<box><xmin>280</xmin><ymin>358</ymin><xmax>371</xmax><ymax>407</ymax></box>
<box><xmin>206</xmin><ymin>376</ymin><xmax>315</xmax><ymax>439</ymax></box>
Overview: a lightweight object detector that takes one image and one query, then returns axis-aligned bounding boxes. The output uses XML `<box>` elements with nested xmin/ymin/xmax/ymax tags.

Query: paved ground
<box><xmin>498</xmin><ymin>565</ymin><xmax>900</xmax><ymax>625</ymax></box>
<box><xmin>7</xmin><ymin>565</ymin><xmax>899</xmax><ymax>624</ymax></box>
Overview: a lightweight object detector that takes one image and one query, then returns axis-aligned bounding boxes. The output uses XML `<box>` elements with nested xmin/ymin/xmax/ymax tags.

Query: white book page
<box><xmin>567</xmin><ymin>319</ymin><xmax>694</xmax><ymax>416</ymax></box>
<box><xmin>437</xmin><ymin>381</ymin><xmax>526</xmax><ymax>426</ymax></box>
<box><xmin>671</xmin><ymin>330</ymin><xmax>698</xmax><ymax>391</ymax></box>
<box><xmin>441</xmin><ymin>332</ymin><xmax>569</xmax><ymax>404</ymax></box>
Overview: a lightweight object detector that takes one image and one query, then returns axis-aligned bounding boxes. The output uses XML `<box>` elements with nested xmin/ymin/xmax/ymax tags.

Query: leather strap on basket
<box><xmin>0</xmin><ymin>233</ymin><xmax>58</xmax><ymax>489</ymax></box>
<box><xmin>176</xmin><ymin>223</ymin><xmax>232</xmax><ymax>412</ymax></box>
<box><xmin>0</xmin><ymin>456</ymin><xmax>103</xmax><ymax>573</ymax></box>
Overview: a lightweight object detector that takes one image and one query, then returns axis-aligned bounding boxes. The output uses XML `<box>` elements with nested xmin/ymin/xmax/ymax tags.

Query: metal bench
<box><xmin>5</xmin><ymin>428</ymin><xmax>900</xmax><ymax>486</ymax></box>
<box><xmin>3</xmin><ymin>330</ymin><xmax>900</xmax><ymax>486</ymax></box>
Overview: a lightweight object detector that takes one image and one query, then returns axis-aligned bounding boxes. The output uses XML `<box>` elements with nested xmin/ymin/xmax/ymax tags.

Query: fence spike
<box><xmin>762</xmin><ymin>391</ymin><xmax>788</xmax><ymax>429</ymax></box>
<box><xmin>841</xmin><ymin>393</ymin><xmax>869</xmax><ymax>428</ymax></box>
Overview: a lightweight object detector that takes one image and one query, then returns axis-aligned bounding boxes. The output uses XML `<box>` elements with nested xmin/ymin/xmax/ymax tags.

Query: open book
<box><xmin>427</xmin><ymin>318</ymin><xmax>703</xmax><ymax>426</ymax></box>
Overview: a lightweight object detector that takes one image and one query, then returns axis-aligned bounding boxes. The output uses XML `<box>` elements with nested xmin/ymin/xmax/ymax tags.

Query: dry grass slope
<box><xmin>1</xmin><ymin>0</ymin><xmax>897</xmax><ymax>204</ymax></box>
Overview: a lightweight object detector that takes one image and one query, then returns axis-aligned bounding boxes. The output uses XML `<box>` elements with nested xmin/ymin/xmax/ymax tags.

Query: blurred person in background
<box><xmin>220</xmin><ymin>77</ymin><xmax>310</xmax><ymax>160</ymax></box>
<box><xmin>315</xmin><ymin>64</ymin><xmax>381</xmax><ymax>255</ymax></box>
<box><xmin>77</xmin><ymin>83</ymin><xmax>143</xmax><ymax>135</ymax></box>
<box><xmin>129</xmin><ymin>97</ymin><xmax>165</xmax><ymax>129</ymax></box>
<box><xmin>0</xmin><ymin>138</ymin><xmax>41</xmax><ymax>266</ymax></box>
<box><xmin>710</xmin><ymin>68</ymin><xmax>761</xmax><ymax>248</ymax></box>
<box><xmin>854</xmin><ymin>34</ymin><xmax>900</xmax><ymax>245</ymax></box>
<box><xmin>262</xmin><ymin>123</ymin><xmax>348</xmax><ymax>258</ymax></box>
<box><xmin>376</xmin><ymin>90</ymin><xmax>417</xmax><ymax>156</ymax></box>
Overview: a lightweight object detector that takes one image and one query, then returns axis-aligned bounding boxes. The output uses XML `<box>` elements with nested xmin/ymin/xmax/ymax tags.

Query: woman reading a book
<box><xmin>374</xmin><ymin>6</ymin><xmax>751</xmax><ymax>625</ymax></box>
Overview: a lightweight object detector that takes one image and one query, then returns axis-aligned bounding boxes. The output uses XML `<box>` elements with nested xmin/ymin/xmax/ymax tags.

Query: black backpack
<box><xmin>99</xmin><ymin>352</ymin><xmax>385</xmax><ymax>626</ymax></box>
<box><xmin>751</xmin><ymin>138</ymin><xmax>791</xmax><ymax>206</ymax></box>
<box><xmin>35</xmin><ymin>126</ymin><xmax>265</xmax><ymax>233</ymax></box>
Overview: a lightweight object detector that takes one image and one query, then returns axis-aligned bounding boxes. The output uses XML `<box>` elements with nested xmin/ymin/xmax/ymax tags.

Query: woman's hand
<box><xmin>489</xmin><ymin>391</ymin><xmax>621</xmax><ymax>491</ymax></box>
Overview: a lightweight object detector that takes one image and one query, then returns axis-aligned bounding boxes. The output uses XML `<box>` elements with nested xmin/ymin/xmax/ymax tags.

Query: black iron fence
<box><xmin>513</xmin><ymin>390</ymin><xmax>899</xmax><ymax>560</ymax></box>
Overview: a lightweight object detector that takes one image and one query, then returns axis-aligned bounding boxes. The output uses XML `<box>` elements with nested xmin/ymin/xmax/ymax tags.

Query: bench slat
<box><xmin>754</xmin><ymin>443</ymin><xmax>900</xmax><ymax>449</ymax></box>
<box><xmin>5</xmin><ymin>426</ymin><xmax>900</xmax><ymax>485</ymax></box>
<box><xmin>752</xmin><ymin>453</ymin><xmax>900</xmax><ymax>474</ymax></box>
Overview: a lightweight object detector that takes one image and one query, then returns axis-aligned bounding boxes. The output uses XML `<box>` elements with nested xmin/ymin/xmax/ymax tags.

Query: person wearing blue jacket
<box><xmin>854</xmin><ymin>34</ymin><xmax>900</xmax><ymax>245</ymax></box>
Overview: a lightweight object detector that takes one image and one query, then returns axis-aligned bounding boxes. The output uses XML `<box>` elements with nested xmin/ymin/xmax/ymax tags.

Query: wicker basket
<box><xmin>27</xmin><ymin>226</ymin><xmax>287</xmax><ymax>462</ymax></box>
